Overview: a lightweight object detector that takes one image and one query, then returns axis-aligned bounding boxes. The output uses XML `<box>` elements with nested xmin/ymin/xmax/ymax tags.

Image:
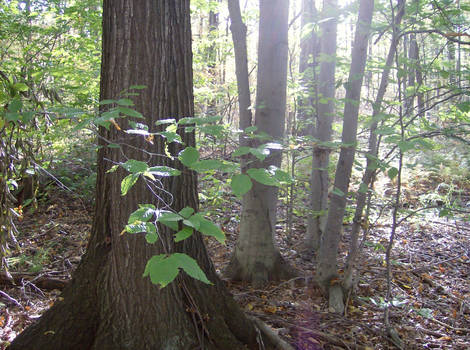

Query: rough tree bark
<box><xmin>226</xmin><ymin>0</ymin><xmax>296</xmax><ymax>285</ymax></box>
<box><xmin>305</xmin><ymin>0</ymin><xmax>338</xmax><ymax>253</ymax></box>
<box><xmin>8</xmin><ymin>1</ymin><xmax>273</xmax><ymax>349</ymax></box>
<box><xmin>316</xmin><ymin>0</ymin><xmax>374</xmax><ymax>313</ymax></box>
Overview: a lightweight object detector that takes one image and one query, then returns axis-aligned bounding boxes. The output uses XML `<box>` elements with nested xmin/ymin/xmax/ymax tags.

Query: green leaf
<box><xmin>171</xmin><ymin>253</ymin><xmax>212</xmax><ymax>285</ymax></box>
<box><xmin>148</xmin><ymin>166</ymin><xmax>181</xmax><ymax>177</ymax></box>
<box><xmin>156</xmin><ymin>118</ymin><xmax>176</xmax><ymax>126</ymax></box>
<box><xmin>121</xmin><ymin>173</ymin><xmax>140</xmax><ymax>196</ymax></box>
<box><xmin>272</xmin><ymin>168</ymin><xmax>293</xmax><ymax>184</ymax></box>
<box><xmin>116</xmin><ymin>98</ymin><xmax>134</xmax><ymax>106</ymax></box>
<box><xmin>143</xmin><ymin>253</ymin><xmax>211</xmax><ymax>288</ymax></box>
<box><xmin>129</xmin><ymin>85</ymin><xmax>147</xmax><ymax>90</ymax></box>
<box><xmin>178</xmin><ymin>147</ymin><xmax>200</xmax><ymax>167</ymax></box>
<box><xmin>99</xmin><ymin>99</ymin><xmax>116</xmax><ymax>105</ymax></box>
<box><xmin>190</xmin><ymin>159</ymin><xmax>224</xmax><ymax>172</ymax></box>
<box><xmin>8</xmin><ymin>98</ymin><xmax>22</xmax><ymax>113</ymax></box>
<box><xmin>230</xmin><ymin>174</ymin><xmax>252</xmax><ymax>196</ymax></box>
<box><xmin>129</xmin><ymin>204</ymin><xmax>156</xmax><ymax>223</ymax></box>
<box><xmin>250</xmin><ymin>147</ymin><xmax>270</xmax><ymax>161</ymax></box>
<box><xmin>183</xmin><ymin>217</ymin><xmax>200</xmax><ymax>230</ymax></box>
<box><xmin>143</xmin><ymin>254</ymin><xmax>179</xmax><ymax>288</ymax></box>
<box><xmin>158</xmin><ymin>211</ymin><xmax>183</xmax><ymax>230</ymax></box>
<box><xmin>179</xmin><ymin>207</ymin><xmax>195</xmax><ymax>219</ymax></box>
<box><xmin>331</xmin><ymin>187</ymin><xmax>345</xmax><ymax>197</ymax></box>
<box><xmin>192</xmin><ymin>214</ymin><xmax>225</xmax><ymax>244</ymax></box>
<box><xmin>117</xmin><ymin>106</ymin><xmax>144</xmax><ymax>119</ymax></box>
<box><xmin>121</xmin><ymin>159</ymin><xmax>148</xmax><ymax>173</ymax></box>
<box><xmin>398</xmin><ymin>140</ymin><xmax>415</xmax><ymax>153</ymax></box>
<box><xmin>174</xmin><ymin>226</ymin><xmax>194</xmax><ymax>242</ymax></box>
<box><xmin>158</xmin><ymin>131</ymin><xmax>182</xmax><ymax>143</ymax></box>
<box><xmin>358</xmin><ymin>183</ymin><xmax>369</xmax><ymax>194</ymax></box>
<box><xmin>145</xmin><ymin>231</ymin><xmax>158</xmax><ymax>244</ymax></box>
<box><xmin>13</xmin><ymin>82</ymin><xmax>29</xmax><ymax>92</ymax></box>
<box><xmin>388</xmin><ymin>167</ymin><xmax>399</xmax><ymax>180</ymax></box>
<box><xmin>247</xmin><ymin>168</ymin><xmax>280</xmax><ymax>187</ymax></box>
<box><xmin>232</xmin><ymin>146</ymin><xmax>251</xmax><ymax>157</ymax></box>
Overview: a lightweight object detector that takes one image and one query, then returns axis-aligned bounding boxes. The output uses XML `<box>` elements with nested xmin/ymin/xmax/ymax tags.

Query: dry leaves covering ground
<box><xmin>0</xmin><ymin>185</ymin><xmax>469</xmax><ymax>349</ymax></box>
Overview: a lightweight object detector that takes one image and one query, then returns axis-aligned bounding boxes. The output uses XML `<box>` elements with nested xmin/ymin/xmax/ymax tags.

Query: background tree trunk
<box><xmin>226</xmin><ymin>0</ymin><xmax>296</xmax><ymax>286</ymax></box>
<box><xmin>227</xmin><ymin>0</ymin><xmax>252</xmax><ymax>147</ymax></box>
<box><xmin>8</xmin><ymin>1</ymin><xmax>262</xmax><ymax>349</ymax></box>
<box><xmin>316</xmin><ymin>0</ymin><xmax>374</xmax><ymax>313</ymax></box>
<box><xmin>305</xmin><ymin>0</ymin><xmax>338</xmax><ymax>253</ymax></box>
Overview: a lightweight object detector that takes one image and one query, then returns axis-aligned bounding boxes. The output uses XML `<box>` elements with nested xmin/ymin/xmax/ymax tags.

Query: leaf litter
<box><xmin>1</xmin><ymin>182</ymin><xmax>469</xmax><ymax>349</ymax></box>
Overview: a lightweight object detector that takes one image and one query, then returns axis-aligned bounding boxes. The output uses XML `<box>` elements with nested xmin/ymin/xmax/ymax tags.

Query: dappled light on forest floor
<box><xmin>1</xmin><ymin>186</ymin><xmax>468</xmax><ymax>349</ymax></box>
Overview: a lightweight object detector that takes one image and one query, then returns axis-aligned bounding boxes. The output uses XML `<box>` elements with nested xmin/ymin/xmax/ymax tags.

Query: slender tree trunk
<box><xmin>8</xmin><ymin>2</ymin><xmax>265</xmax><ymax>349</ymax></box>
<box><xmin>297</xmin><ymin>0</ymin><xmax>317</xmax><ymax>136</ymax></box>
<box><xmin>227</xmin><ymin>0</ymin><xmax>252</xmax><ymax>147</ymax></box>
<box><xmin>305</xmin><ymin>0</ymin><xmax>338</xmax><ymax>253</ymax></box>
<box><xmin>226</xmin><ymin>0</ymin><xmax>296</xmax><ymax>286</ymax></box>
<box><xmin>316</xmin><ymin>0</ymin><xmax>374</xmax><ymax>313</ymax></box>
<box><xmin>343</xmin><ymin>0</ymin><xmax>405</xmax><ymax>293</ymax></box>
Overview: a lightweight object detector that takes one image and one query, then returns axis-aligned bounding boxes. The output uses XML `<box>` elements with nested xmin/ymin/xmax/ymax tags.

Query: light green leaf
<box><xmin>247</xmin><ymin>168</ymin><xmax>280</xmax><ymax>187</ymax></box>
<box><xmin>121</xmin><ymin>173</ymin><xmax>139</xmax><ymax>196</ymax></box>
<box><xmin>230</xmin><ymin>174</ymin><xmax>252</xmax><ymax>196</ymax></box>
<box><xmin>178</xmin><ymin>147</ymin><xmax>200</xmax><ymax>167</ymax></box>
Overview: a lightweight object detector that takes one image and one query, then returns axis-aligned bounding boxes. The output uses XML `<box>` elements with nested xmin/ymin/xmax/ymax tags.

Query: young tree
<box><xmin>225</xmin><ymin>0</ymin><xmax>296</xmax><ymax>285</ymax></box>
<box><xmin>8</xmin><ymin>1</ymin><xmax>271</xmax><ymax>349</ymax></box>
<box><xmin>343</xmin><ymin>0</ymin><xmax>405</xmax><ymax>293</ymax></box>
<box><xmin>316</xmin><ymin>0</ymin><xmax>374</xmax><ymax>313</ymax></box>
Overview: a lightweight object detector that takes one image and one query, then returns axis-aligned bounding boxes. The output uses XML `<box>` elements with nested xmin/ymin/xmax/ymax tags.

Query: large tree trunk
<box><xmin>226</xmin><ymin>0</ymin><xmax>296</xmax><ymax>285</ymax></box>
<box><xmin>8</xmin><ymin>2</ymin><xmax>265</xmax><ymax>349</ymax></box>
<box><xmin>316</xmin><ymin>0</ymin><xmax>374</xmax><ymax>313</ymax></box>
<box><xmin>305</xmin><ymin>0</ymin><xmax>338</xmax><ymax>253</ymax></box>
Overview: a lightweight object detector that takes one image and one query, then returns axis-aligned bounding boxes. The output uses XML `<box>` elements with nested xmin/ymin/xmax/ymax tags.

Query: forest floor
<box><xmin>0</xmin><ymin>182</ymin><xmax>469</xmax><ymax>349</ymax></box>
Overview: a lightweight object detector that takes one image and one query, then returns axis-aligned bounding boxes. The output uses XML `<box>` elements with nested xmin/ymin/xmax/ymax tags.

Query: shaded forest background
<box><xmin>1</xmin><ymin>0</ymin><xmax>470</xmax><ymax>349</ymax></box>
